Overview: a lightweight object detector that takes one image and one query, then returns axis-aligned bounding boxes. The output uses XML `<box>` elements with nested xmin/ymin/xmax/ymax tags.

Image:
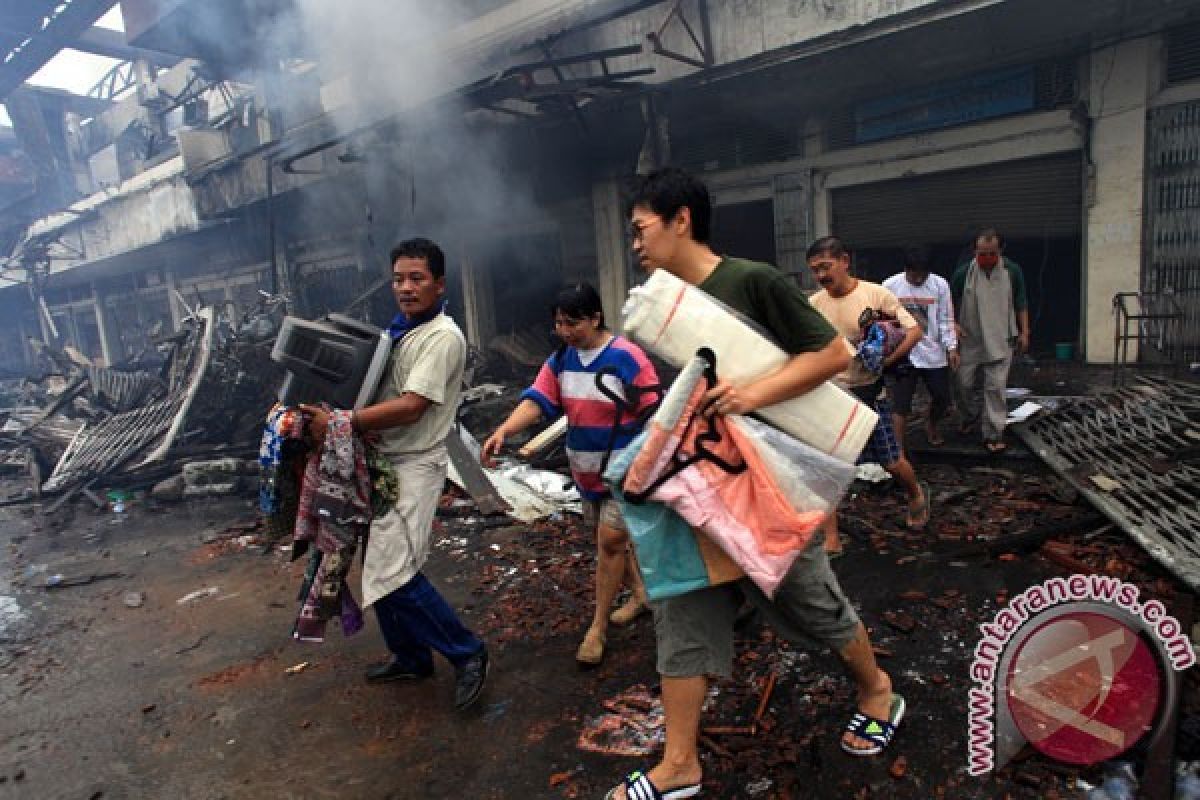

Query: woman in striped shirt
<box><xmin>482</xmin><ymin>284</ymin><xmax>660</xmax><ymax>665</ymax></box>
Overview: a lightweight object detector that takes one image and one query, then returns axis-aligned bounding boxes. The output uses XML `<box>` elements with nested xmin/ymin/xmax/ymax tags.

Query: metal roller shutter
<box><xmin>831</xmin><ymin>153</ymin><xmax>1082</xmax><ymax>250</ymax></box>
<box><xmin>1144</xmin><ymin>99</ymin><xmax>1200</xmax><ymax>362</ymax></box>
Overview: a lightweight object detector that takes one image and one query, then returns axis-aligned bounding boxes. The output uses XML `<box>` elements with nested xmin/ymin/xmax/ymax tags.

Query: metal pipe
<box><xmin>266</xmin><ymin>153</ymin><xmax>277</xmax><ymax>296</ymax></box>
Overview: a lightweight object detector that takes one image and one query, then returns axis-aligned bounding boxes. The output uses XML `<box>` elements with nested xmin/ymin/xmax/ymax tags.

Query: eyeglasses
<box><xmin>629</xmin><ymin>217</ymin><xmax>661</xmax><ymax>242</ymax></box>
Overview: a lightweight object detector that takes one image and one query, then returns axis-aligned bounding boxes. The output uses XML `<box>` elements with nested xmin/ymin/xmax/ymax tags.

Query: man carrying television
<box><xmin>303</xmin><ymin>237</ymin><xmax>489</xmax><ymax>711</ymax></box>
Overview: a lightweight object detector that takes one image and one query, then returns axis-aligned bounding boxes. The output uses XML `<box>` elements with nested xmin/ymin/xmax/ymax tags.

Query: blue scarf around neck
<box><xmin>386</xmin><ymin>299</ymin><xmax>446</xmax><ymax>340</ymax></box>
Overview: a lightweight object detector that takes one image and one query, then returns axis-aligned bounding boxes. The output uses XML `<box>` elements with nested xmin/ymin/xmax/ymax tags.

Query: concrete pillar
<box><xmin>807</xmin><ymin>115</ymin><xmax>833</xmax><ymax>241</ymax></box>
<box><xmin>1083</xmin><ymin>38</ymin><xmax>1154</xmax><ymax>363</ymax></box>
<box><xmin>92</xmin><ymin>285</ymin><xmax>117</xmax><ymax>367</ymax></box>
<box><xmin>459</xmin><ymin>254</ymin><xmax>496</xmax><ymax>350</ymax></box>
<box><xmin>592</xmin><ymin>178</ymin><xmax>631</xmax><ymax>332</ymax></box>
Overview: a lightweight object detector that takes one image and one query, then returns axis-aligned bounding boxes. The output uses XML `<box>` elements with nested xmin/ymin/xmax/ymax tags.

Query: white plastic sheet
<box><xmin>623</xmin><ymin>268</ymin><xmax>876</xmax><ymax>463</ymax></box>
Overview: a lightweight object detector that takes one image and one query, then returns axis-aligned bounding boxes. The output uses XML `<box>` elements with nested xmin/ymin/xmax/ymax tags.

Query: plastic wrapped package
<box><xmin>623</xmin><ymin>353</ymin><xmax>827</xmax><ymax>597</ymax></box>
<box><xmin>622</xmin><ymin>268</ymin><xmax>876</xmax><ymax>463</ymax></box>
<box><xmin>603</xmin><ymin>432</ymin><xmax>743</xmax><ymax>601</ymax></box>
<box><xmin>726</xmin><ymin>415</ymin><xmax>856</xmax><ymax>515</ymax></box>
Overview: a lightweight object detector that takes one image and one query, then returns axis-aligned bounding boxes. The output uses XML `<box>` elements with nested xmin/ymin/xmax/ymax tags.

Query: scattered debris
<box><xmin>855</xmin><ymin>463</ymin><xmax>892</xmax><ymax>483</ymax></box>
<box><xmin>1006</xmin><ymin>401</ymin><xmax>1043</xmax><ymax>424</ymax></box>
<box><xmin>883</xmin><ymin>610</ymin><xmax>918</xmax><ymax>634</ymax></box>
<box><xmin>43</xmin><ymin>572</ymin><xmax>122</xmax><ymax>590</ymax></box>
<box><xmin>1089</xmin><ymin>474</ymin><xmax>1122</xmax><ymax>493</ymax></box>
<box><xmin>176</xmin><ymin>587</ymin><xmax>219</xmax><ymax>605</ymax></box>
<box><xmin>576</xmin><ymin>685</ymin><xmax>664</xmax><ymax>757</ymax></box>
<box><xmin>175</xmin><ymin>633</ymin><xmax>212</xmax><ymax>655</ymax></box>
<box><xmin>151</xmin><ymin>474</ymin><xmax>186</xmax><ymax>501</ymax></box>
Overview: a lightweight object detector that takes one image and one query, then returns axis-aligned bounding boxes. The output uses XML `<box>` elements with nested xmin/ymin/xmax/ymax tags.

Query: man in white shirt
<box><xmin>882</xmin><ymin>246</ymin><xmax>959</xmax><ymax>448</ymax></box>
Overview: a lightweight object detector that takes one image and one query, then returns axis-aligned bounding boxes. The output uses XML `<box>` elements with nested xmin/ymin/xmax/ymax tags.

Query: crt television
<box><xmin>271</xmin><ymin>313</ymin><xmax>393</xmax><ymax>409</ymax></box>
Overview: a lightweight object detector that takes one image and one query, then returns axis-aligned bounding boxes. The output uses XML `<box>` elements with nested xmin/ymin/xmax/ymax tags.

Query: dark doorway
<box><xmin>711</xmin><ymin>199</ymin><xmax>777</xmax><ymax>266</ymax></box>
<box><xmin>831</xmin><ymin>154</ymin><xmax>1083</xmax><ymax>356</ymax></box>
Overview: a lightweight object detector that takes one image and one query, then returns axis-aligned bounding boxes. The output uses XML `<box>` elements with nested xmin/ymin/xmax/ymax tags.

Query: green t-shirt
<box><xmin>697</xmin><ymin>257</ymin><xmax>837</xmax><ymax>355</ymax></box>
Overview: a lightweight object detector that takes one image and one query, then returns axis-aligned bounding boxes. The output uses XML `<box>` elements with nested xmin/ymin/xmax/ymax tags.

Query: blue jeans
<box><xmin>373</xmin><ymin>572</ymin><xmax>483</xmax><ymax>672</ymax></box>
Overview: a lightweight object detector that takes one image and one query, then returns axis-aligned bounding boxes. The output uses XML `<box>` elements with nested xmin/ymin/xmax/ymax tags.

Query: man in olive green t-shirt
<box><xmin>603</xmin><ymin>168</ymin><xmax>905</xmax><ymax>800</ymax></box>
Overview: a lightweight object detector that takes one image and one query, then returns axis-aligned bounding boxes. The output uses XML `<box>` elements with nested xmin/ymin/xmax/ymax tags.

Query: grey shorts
<box><xmin>582</xmin><ymin>497</ymin><xmax>627</xmax><ymax>533</ymax></box>
<box><xmin>650</xmin><ymin>532</ymin><xmax>861</xmax><ymax>678</ymax></box>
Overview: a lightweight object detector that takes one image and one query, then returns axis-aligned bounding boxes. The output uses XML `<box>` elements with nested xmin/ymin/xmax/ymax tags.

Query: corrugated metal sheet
<box><xmin>831</xmin><ymin>153</ymin><xmax>1082</xmax><ymax>249</ymax></box>
<box><xmin>672</xmin><ymin>117</ymin><xmax>800</xmax><ymax>172</ymax></box>
<box><xmin>1144</xmin><ymin>99</ymin><xmax>1200</xmax><ymax>362</ymax></box>
<box><xmin>1167</xmin><ymin>21</ymin><xmax>1200</xmax><ymax>85</ymax></box>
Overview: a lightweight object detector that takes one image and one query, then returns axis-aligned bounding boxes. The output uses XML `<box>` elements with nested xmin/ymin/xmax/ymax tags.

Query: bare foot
<box><xmin>905</xmin><ymin>485</ymin><xmax>929</xmax><ymax>531</ymax></box>
<box><xmin>843</xmin><ymin>669</ymin><xmax>894</xmax><ymax>752</ymax></box>
<box><xmin>608</xmin><ymin>762</ymin><xmax>703</xmax><ymax>799</ymax></box>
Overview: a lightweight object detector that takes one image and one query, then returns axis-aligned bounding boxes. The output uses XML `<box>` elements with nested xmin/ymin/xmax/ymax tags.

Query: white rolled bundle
<box><xmin>621</xmin><ymin>268</ymin><xmax>877</xmax><ymax>463</ymax></box>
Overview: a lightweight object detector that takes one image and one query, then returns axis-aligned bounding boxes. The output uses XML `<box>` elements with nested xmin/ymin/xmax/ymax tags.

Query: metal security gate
<box><xmin>1012</xmin><ymin>376</ymin><xmax>1200</xmax><ymax>592</ymax></box>
<box><xmin>831</xmin><ymin>154</ymin><xmax>1084</xmax><ymax>351</ymax></box>
<box><xmin>1144</xmin><ymin>100</ymin><xmax>1200</xmax><ymax>364</ymax></box>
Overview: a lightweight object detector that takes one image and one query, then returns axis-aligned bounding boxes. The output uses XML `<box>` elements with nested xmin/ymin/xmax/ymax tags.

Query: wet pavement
<box><xmin>0</xmin><ymin>442</ymin><xmax>1192</xmax><ymax>799</ymax></box>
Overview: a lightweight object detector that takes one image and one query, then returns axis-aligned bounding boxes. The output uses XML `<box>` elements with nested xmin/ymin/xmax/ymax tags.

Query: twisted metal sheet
<box><xmin>1012</xmin><ymin>376</ymin><xmax>1200</xmax><ymax>590</ymax></box>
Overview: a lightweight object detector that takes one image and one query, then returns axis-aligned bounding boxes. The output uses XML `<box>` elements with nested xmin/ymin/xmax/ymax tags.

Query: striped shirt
<box><xmin>522</xmin><ymin>335</ymin><xmax>659</xmax><ymax>500</ymax></box>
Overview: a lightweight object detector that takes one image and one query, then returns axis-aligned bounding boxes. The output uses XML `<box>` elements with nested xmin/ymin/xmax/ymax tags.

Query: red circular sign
<box><xmin>1005</xmin><ymin>611</ymin><xmax>1162</xmax><ymax>765</ymax></box>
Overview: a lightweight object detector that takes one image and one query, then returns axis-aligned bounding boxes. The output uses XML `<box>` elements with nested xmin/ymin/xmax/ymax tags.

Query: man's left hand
<box><xmin>298</xmin><ymin>404</ymin><xmax>329</xmax><ymax>449</ymax></box>
<box><xmin>1017</xmin><ymin>332</ymin><xmax>1030</xmax><ymax>355</ymax></box>
<box><xmin>703</xmin><ymin>379</ymin><xmax>753</xmax><ymax>417</ymax></box>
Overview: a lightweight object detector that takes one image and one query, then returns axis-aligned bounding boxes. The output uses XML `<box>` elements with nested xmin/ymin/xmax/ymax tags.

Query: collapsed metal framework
<box><xmin>43</xmin><ymin>307</ymin><xmax>215</xmax><ymax>493</ymax></box>
<box><xmin>1012</xmin><ymin>376</ymin><xmax>1200</xmax><ymax>591</ymax></box>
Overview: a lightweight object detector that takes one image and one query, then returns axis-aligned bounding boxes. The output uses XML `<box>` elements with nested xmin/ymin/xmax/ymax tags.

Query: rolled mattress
<box><xmin>621</xmin><ymin>268</ymin><xmax>877</xmax><ymax>463</ymax></box>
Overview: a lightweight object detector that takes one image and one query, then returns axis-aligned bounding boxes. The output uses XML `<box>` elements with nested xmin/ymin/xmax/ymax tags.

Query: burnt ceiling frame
<box><xmin>647</xmin><ymin>0</ymin><xmax>714</xmax><ymax>70</ymax></box>
<box><xmin>471</xmin><ymin>43</ymin><xmax>654</xmax><ymax>120</ymax></box>
<box><xmin>0</xmin><ymin>0</ymin><xmax>118</xmax><ymax>101</ymax></box>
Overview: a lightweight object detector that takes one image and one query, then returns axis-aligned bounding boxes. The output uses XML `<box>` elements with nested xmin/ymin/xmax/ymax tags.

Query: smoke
<box><xmin>260</xmin><ymin>0</ymin><xmax>553</xmax><ymax>313</ymax></box>
<box><xmin>292</xmin><ymin>0</ymin><xmax>475</xmax><ymax>128</ymax></box>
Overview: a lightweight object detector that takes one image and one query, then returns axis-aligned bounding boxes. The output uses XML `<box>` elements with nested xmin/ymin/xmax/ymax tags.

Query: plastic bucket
<box><xmin>1054</xmin><ymin>342</ymin><xmax>1074</xmax><ymax>361</ymax></box>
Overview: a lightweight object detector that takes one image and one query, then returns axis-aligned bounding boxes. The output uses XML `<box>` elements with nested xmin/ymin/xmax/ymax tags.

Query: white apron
<box><xmin>361</xmin><ymin>444</ymin><xmax>448</xmax><ymax>608</ymax></box>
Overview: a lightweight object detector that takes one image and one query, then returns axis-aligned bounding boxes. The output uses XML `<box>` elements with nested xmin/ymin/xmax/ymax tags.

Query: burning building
<box><xmin>0</xmin><ymin>0</ymin><xmax>1198</xmax><ymax>373</ymax></box>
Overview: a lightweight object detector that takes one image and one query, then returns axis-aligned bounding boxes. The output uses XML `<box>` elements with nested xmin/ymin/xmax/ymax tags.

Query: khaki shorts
<box><xmin>650</xmin><ymin>531</ymin><xmax>860</xmax><ymax>678</ymax></box>
<box><xmin>582</xmin><ymin>497</ymin><xmax>627</xmax><ymax>533</ymax></box>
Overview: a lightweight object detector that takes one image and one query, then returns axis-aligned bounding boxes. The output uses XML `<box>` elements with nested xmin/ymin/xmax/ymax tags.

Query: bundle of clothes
<box><xmin>855</xmin><ymin>307</ymin><xmax>909</xmax><ymax>375</ymax></box>
<box><xmin>258</xmin><ymin>403</ymin><xmax>399</xmax><ymax>643</ymax></box>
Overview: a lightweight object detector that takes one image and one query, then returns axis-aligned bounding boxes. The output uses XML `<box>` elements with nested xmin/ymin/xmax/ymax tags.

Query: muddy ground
<box><xmin>0</xmin><ymin>435</ymin><xmax>1192</xmax><ymax>799</ymax></box>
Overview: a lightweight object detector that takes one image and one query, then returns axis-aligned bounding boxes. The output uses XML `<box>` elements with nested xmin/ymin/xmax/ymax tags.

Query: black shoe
<box><xmin>453</xmin><ymin>645</ymin><xmax>489</xmax><ymax>710</ymax></box>
<box><xmin>364</xmin><ymin>659</ymin><xmax>433</xmax><ymax>684</ymax></box>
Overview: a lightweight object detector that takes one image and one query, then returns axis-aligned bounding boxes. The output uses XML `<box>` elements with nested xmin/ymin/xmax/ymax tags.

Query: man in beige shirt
<box><xmin>808</xmin><ymin>236</ymin><xmax>930</xmax><ymax>548</ymax></box>
<box><xmin>305</xmin><ymin>238</ymin><xmax>488</xmax><ymax>712</ymax></box>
